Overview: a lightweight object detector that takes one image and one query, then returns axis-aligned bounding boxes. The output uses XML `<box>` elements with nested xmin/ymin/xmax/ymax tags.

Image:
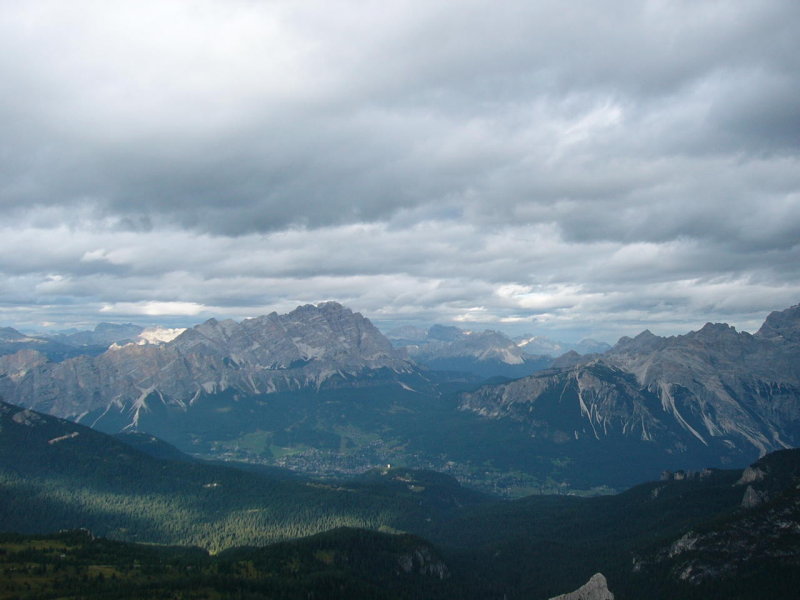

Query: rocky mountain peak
<box><xmin>0</xmin><ymin>302</ymin><xmax>413</xmax><ymax>429</ymax></box>
<box><xmin>551</xmin><ymin>349</ymin><xmax>584</xmax><ymax>369</ymax></box>
<box><xmin>0</xmin><ymin>327</ymin><xmax>27</xmax><ymax>342</ymax></box>
<box><xmin>169</xmin><ymin>303</ymin><xmax>401</xmax><ymax>365</ymax></box>
<box><xmin>755</xmin><ymin>303</ymin><xmax>800</xmax><ymax>345</ymax></box>
<box><xmin>698</xmin><ymin>321</ymin><xmax>734</xmax><ymax>333</ymax></box>
<box><xmin>315</xmin><ymin>300</ymin><xmax>347</xmax><ymax>312</ymax></box>
<box><xmin>427</xmin><ymin>324</ymin><xmax>464</xmax><ymax>342</ymax></box>
<box><xmin>691</xmin><ymin>321</ymin><xmax>740</xmax><ymax>341</ymax></box>
<box><xmin>287</xmin><ymin>301</ymin><xmax>355</xmax><ymax>322</ymax></box>
<box><xmin>611</xmin><ymin>329</ymin><xmax>664</xmax><ymax>354</ymax></box>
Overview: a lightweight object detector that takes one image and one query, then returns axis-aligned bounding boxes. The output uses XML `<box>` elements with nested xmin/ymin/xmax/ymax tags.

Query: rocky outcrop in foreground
<box><xmin>634</xmin><ymin>449</ymin><xmax>800</xmax><ymax>587</ymax></box>
<box><xmin>548</xmin><ymin>573</ymin><xmax>614</xmax><ymax>600</ymax></box>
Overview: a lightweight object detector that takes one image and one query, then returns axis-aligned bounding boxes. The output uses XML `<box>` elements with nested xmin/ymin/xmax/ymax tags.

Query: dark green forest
<box><xmin>0</xmin><ymin>528</ymin><xmax>450</xmax><ymax>600</ymax></box>
<box><xmin>2</xmin><ymin>400</ymin><xmax>800</xmax><ymax>598</ymax></box>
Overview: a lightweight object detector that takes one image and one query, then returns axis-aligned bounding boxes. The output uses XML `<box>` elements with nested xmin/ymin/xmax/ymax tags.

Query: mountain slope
<box><xmin>418</xmin><ymin>450</ymin><xmax>800</xmax><ymax>599</ymax></box>
<box><xmin>0</xmin><ymin>302</ymin><xmax>414</xmax><ymax>431</ymax></box>
<box><xmin>458</xmin><ymin>305</ymin><xmax>800</xmax><ymax>480</ymax></box>
<box><xmin>0</xmin><ymin>398</ymin><xmax>478</xmax><ymax>552</ymax></box>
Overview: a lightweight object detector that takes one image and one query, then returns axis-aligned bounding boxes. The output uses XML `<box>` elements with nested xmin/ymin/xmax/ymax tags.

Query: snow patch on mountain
<box><xmin>138</xmin><ymin>327</ymin><xmax>186</xmax><ymax>345</ymax></box>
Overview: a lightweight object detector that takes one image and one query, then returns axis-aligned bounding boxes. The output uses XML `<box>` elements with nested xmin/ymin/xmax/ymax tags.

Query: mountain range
<box><xmin>1</xmin><ymin>302</ymin><xmax>800</xmax><ymax>492</ymax></box>
<box><xmin>2</xmin><ymin>313</ymin><xmax>605</xmax><ymax>382</ymax></box>
<box><xmin>0</xmin><ymin>322</ymin><xmax>184</xmax><ymax>362</ymax></box>
<box><xmin>460</xmin><ymin>305</ymin><xmax>800</xmax><ymax>475</ymax></box>
<box><xmin>514</xmin><ymin>334</ymin><xmax>611</xmax><ymax>357</ymax></box>
<box><xmin>387</xmin><ymin>324</ymin><xmax>553</xmax><ymax>378</ymax></box>
<box><xmin>385</xmin><ymin>324</ymin><xmax>610</xmax><ymax>379</ymax></box>
<box><xmin>0</xmin><ymin>302</ymin><xmax>412</xmax><ymax>428</ymax></box>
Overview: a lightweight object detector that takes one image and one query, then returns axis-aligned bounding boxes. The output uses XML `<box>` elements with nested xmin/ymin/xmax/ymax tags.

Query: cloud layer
<box><xmin>1</xmin><ymin>0</ymin><xmax>799</xmax><ymax>341</ymax></box>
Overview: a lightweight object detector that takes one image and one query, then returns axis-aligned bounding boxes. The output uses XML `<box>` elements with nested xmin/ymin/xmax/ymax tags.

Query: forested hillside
<box><xmin>0</xmin><ymin>400</ymin><xmax>485</xmax><ymax>552</ymax></box>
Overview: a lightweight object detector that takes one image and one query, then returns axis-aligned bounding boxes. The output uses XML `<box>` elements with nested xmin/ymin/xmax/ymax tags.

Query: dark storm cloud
<box><xmin>0</xmin><ymin>0</ymin><xmax>799</xmax><ymax>337</ymax></box>
<box><xmin>2</xmin><ymin>0</ymin><xmax>797</xmax><ymax>234</ymax></box>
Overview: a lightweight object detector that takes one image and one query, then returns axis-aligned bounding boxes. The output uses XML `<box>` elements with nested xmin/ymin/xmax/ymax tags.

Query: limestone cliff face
<box><xmin>0</xmin><ymin>303</ymin><xmax>412</xmax><ymax>428</ymax></box>
<box><xmin>548</xmin><ymin>573</ymin><xmax>614</xmax><ymax>600</ymax></box>
<box><xmin>459</xmin><ymin>305</ymin><xmax>800</xmax><ymax>460</ymax></box>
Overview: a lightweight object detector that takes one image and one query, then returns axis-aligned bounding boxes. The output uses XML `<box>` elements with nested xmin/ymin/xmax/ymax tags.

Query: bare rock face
<box><xmin>548</xmin><ymin>573</ymin><xmax>614</xmax><ymax>600</ymax></box>
<box><xmin>0</xmin><ymin>303</ymin><xmax>413</xmax><ymax>429</ymax></box>
<box><xmin>0</xmin><ymin>349</ymin><xmax>48</xmax><ymax>380</ymax></box>
<box><xmin>396</xmin><ymin>546</ymin><xmax>449</xmax><ymax>579</ymax></box>
<box><xmin>740</xmin><ymin>485</ymin><xmax>769</xmax><ymax>508</ymax></box>
<box><xmin>755</xmin><ymin>304</ymin><xmax>800</xmax><ymax>346</ymax></box>
<box><xmin>634</xmin><ymin>450</ymin><xmax>800</xmax><ymax>587</ymax></box>
<box><xmin>459</xmin><ymin>304</ymin><xmax>800</xmax><ymax>464</ymax></box>
<box><xmin>736</xmin><ymin>465</ymin><xmax>767</xmax><ymax>485</ymax></box>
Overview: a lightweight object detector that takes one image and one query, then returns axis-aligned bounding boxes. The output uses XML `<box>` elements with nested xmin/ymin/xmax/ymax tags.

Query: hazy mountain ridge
<box><xmin>2</xmin><ymin>302</ymin><xmax>800</xmax><ymax>491</ymax></box>
<box><xmin>0</xmin><ymin>326</ymin><xmax>92</xmax><ymax>362</ymax></box>
<box><xmin>51</xmin><ymin>322</ymin><xmax>145</xmax><ymax>348</ymax></box>
<box><xmin>387</xmin><ymin>325</ymin><xmax>610</xmax><ymax>360</ymax></box>
<box><xmin>459</xmin><ymin>305</ymin><xmax>800</xmax><ymax>469</ymax></box>
<box><xmin>515</xmin><ymin>335</ymin><xmax>611</xmax><ymax>357</ymax></box>
<box><xmin>389</xmin><ymin>324</ymin><xmax>533</xmax><ymax>363</ymax></box>
<box><xmin>387</xmin><ymin>324</ymin><xmax>552</xmax><ymax>378</ymax></box>
<box><xmin>0</xmin><ymin>322</ymin><xmax>186</xmax><ymax>363</ymax></box>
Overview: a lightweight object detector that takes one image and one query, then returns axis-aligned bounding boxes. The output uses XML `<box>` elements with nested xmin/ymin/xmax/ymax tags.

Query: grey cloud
<box><xmin>0</xmin><ymin>1</ymin><xmax>799</xmax><ymax>339</ymax></box>
<box><xmin>711</xmin><ymin>71</ymin><xmax>800</xmax><ymax>153</ymax></box>
<box><xmin>1</xmin><ymin>217</ymin><xmax>798</xmax><ymax>341</ymax></box>
<box><xmin>1</xmin><ymin>1</ymin><xmax>797</xmax><ymax>236</ymax></box>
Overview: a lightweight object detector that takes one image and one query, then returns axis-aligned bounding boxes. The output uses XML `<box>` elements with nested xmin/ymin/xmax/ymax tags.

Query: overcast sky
<box><xmin>1</xmin><ymin>0</ymin><xmax>799</xmax><ymax>342</ymax></box>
